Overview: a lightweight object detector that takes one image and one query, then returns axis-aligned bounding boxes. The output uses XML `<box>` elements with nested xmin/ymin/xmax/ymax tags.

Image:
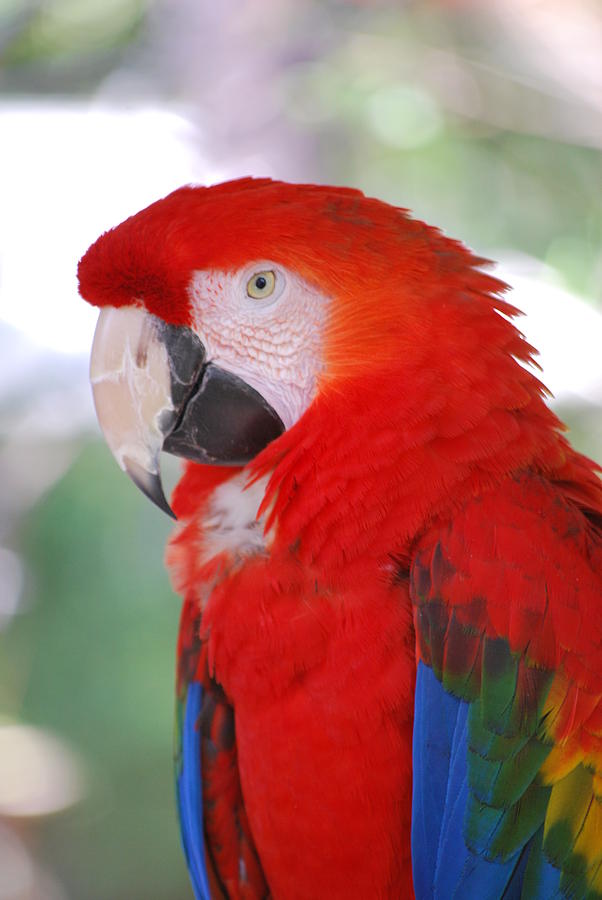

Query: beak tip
<box><xmin>123</xmin><ymin>457</ymin><xmax>177</xmax><ymax>520</ymax></box>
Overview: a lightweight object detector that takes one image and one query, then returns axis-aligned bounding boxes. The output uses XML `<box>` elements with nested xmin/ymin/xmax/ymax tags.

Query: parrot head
<box><xmin>78</xmin><ymin>178</ymin><xmax>521</xmax><ymax>517</ymax></box>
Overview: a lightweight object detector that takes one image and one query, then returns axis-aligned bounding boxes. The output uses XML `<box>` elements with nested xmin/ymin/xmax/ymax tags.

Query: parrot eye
<box><xmin>246</xmin><ymin>270</ymin><xmax>276</xmax><ymax>300</ymax></box>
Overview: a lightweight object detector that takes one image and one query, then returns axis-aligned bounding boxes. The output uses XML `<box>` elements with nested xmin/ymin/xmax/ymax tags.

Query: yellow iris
<box><xmin>246</xmin><ymin>270</ymin><xmax>276</xmax><ymax>299</ymax></box>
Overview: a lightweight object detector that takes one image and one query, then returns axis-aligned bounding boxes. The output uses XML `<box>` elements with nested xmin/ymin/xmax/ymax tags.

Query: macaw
<box><xmin>78</xmin><ymin>179</ymin><xmax>602</xmax><ymax>900</ymax></box>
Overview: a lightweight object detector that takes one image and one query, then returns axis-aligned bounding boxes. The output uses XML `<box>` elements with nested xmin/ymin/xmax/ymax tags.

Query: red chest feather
<box><xmin>200</xmin><ymin>551</ymin><xmax>416</xmax><ymax>899</ymax></box>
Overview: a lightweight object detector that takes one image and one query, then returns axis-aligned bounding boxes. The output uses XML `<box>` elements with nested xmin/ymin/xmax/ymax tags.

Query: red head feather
<box><xmin>78</xmin><ymin>177</ymin><xmax>521</xmax><ymax>378</ymax></box>
<box><xmin>82</xmin><ymin>178</ymin><xmax>602</xmax><ymax>535</ymax></box>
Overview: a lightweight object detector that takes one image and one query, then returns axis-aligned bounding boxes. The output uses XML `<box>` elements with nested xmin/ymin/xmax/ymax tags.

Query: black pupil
<box><xmin>255</xmin><ymin>275</ymin><xmax>267</xmax><ymax>290</ymax></box>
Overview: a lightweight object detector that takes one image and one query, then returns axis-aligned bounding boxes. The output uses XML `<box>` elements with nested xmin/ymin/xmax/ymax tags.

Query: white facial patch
<box><xmin>202</xmin><ymin>472</ymin><xmax>271</xmax><ymax>563</ymax></box>
<box><xmin>187</xmin><ymin>262</ymin><xmax>327</xmax><ymax>429</ymax></box>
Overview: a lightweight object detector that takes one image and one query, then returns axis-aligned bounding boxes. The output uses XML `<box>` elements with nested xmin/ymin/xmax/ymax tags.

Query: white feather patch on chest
<box><xmin>201</xmin><ymin>472</ymin><xmax>271</xmax><ymax>562</ymax></box>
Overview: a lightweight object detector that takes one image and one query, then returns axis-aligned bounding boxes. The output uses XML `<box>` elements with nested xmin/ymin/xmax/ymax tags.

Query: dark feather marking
<box><xmin>200</xmin><ymin>670</ymin><xmax>269</xmax><ymax>898</ymax></box>
<box><xmin>430</xmin><ymin>540</ymin><xmax>456</xmax><ymax>591</ymax></box>
<box><xmin>177</xmin><ymin>595</ymin><xmax>269</xmax><ymax>900</ymax></box>
<box><xmin>411</xmin><ymin>552</ymin><xmax>432</xmax><ymax>602</ymax></box>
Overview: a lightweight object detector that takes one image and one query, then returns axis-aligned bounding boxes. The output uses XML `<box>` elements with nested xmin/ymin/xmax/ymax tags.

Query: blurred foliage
<box><xmin>1</xmin><ymin>0</ymin><xmax>600</xmax><ymax>301</ymax></box>
<box><xmin>559</xmin><ymin>403</ymin><xmax>602</xmax><ymax>472</ymax></box>
<box><xmin>1</xmin><ymin>443</ymin><xmax>190</xmax><ymax>899</ymax></box>
<box><xmin>279</xmin><ymin>13</ymin><xmax>602</xmax><ymax>301</ymax></box>
<box><xmin>0</xmin><ymin>0</ymin><xmax>148</xmax><ymax>91</ymax></box>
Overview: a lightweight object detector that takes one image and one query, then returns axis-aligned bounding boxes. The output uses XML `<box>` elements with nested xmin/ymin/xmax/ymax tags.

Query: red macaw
<box><xmin>78</xmin><ymin>179</ymin><xmax>602</xmax><ymax>899</ymax></box>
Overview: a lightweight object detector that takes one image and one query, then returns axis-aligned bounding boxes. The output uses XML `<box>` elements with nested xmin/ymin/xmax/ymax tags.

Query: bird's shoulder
<box><xmin>409</xmin><ymin>470</ymin><xmax>602</xmax><ymax>899</ymax></box>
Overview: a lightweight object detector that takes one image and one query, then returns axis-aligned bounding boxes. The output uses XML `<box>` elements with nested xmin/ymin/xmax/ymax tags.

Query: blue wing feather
<box><xmin>177</xmin><ymin>681</ymin><xmax>211</xmax><ymax>900</ymax></box>
<box><xmin>412</xmin><ymin>661</ymin><xmax>562</xmax><ymax>899</ymax></box>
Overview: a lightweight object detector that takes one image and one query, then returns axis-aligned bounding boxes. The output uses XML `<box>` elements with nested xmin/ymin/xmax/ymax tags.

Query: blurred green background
<box><xmin>0</xmin><ymin>1</ymin><xmax>601</xmax><ymax>897</ymax></box>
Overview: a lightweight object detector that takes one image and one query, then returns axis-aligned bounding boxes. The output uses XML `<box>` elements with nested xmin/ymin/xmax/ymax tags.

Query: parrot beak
<box><xmin>90</xmin><ymin>306</ymin><xmax>285</xmax><ymax>518</ymax></box>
